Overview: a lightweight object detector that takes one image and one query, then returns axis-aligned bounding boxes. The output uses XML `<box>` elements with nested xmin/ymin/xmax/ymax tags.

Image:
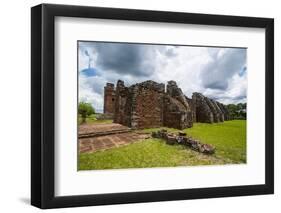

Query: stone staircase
<box><xmin>79</xmin><ymin>123</ymin><xmax>131</xmax><ymax>138</ymax></box>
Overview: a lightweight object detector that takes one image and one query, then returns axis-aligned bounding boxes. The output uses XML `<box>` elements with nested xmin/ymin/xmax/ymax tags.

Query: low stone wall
<box><xmin>151</xmin><ymin>129</ymin><xmax>215</xmax><ymax>154</ymax></box>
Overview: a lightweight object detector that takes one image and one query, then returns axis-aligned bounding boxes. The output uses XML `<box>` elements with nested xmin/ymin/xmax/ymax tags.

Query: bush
<box><xmin>78</xmin><ymin>102</ymin><xmax>95</xmax><ymax>123</ymax></box>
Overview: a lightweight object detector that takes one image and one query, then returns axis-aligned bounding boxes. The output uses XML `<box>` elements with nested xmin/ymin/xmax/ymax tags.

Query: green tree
<box><xmin>226</xmin><ymin>103</ymin><xmax>247</xmax><ymax>120</ymax></box>
<box><xmin>78</xmin><ymin>102</ymin><xmax>95</xmax><ymax>123</ymax></box>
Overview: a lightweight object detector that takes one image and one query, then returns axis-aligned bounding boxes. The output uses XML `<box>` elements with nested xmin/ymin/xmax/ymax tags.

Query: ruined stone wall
<box><xmin>192</xmin><ymin>92</ymin><xmax>228</xmax><ymax>123</ymax></box>
<box><xmin>130</xmin><ymin>81</ymin><xmax>165</xmax><ymax>129</ymax></box>
<box><xmin>216</xmin><ymin>102</ymin><xmax>230</xmax><ymax>121</ymax></box>
<box><xmin>192</xmin><ymin>93</ymin><xmax>214</xmax><ymax>123</ymax></box>
<box><xmin>110</xmin><ymin>80</ymin><xmax>230</xmax><ymax>129</ymax></box>
<box><xmin>205</xmin><ymin>97</ymin><xmax>220</xmax><ymax>122</ymax></box>
<box><xmin>165</xmin><ymin>81</ymin><xmax>193</xmax><ymax>129</ymax></box>
<box><xmin>211</xmin><ymin>100</ymin><xmax>224</xmax><ymax>122</ymax></box>
<box><xmin>114</xmin><ymin>80</ymin><xmax>132</xmax><ymax>126</ymax></box>
<box><xmin>163</xmin><ymin>96</ymin><xmax>192</xmax><ymax>129</ymax></box>
<box><xmin>166</xmin><ymin>81</ymin><xmax>190</xmax><ymax>109</ymax></box>
<box><xmin>186</xmin><ymin>96</ymin><xmax>196</xmax><ymax>122</ymax></box>
<box><xmin>113</xmin><ymin>80</ymin><xmax>165</xmax><ymax>129</ymax></box>
<box><xmin>103</xmin><ymin>83</ymin><xmax>116</xmax><ymax>114</ymax></box>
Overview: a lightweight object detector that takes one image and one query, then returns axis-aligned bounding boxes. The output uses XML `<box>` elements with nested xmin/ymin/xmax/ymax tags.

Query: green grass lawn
<box><xmin>79</xmin><ymin>120</ymin><xmax>246</xmax><ymax>170</ymax></box>
<box><xmin>78</xmin><ymin>114</ymin><xmax>113</xmax><ymax>125</ymax></box>
<box><xmin>185</xmin><ymin>120</ymin><xmax>246</xmax><ymax>163</ymax></box>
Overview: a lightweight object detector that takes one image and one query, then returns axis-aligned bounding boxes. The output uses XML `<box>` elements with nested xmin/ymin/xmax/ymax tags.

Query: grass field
<box><xmin>79</xmin><ymin>120</ymin><xmax>246</xmax><ymax>170</ymax></box>
<box><xmin>78</xmin><ymin>114</ymin><xmax>113</xmax><ymax>125</ymax></box>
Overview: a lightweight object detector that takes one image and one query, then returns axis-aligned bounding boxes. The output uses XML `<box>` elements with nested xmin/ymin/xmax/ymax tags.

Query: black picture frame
<box><xmin>31</xmin><ymin>3</ymin><xmax>274</xmax><ymax>209</ymax></box>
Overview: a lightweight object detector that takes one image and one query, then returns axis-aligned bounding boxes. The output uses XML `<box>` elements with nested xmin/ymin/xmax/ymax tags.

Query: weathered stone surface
<box><xmin>108</xmin><ymin>80</ymin><xmax>229</xmax><ymax>129</ymax></box>
<box><xmin>186</xmin><ymin>96</ymin><xmax>197</xmax><ymax>122</ymax></box>
<box><xmin>192</xmin><ymin>93</ymin><xmax>214</xmax><ymax>123</ymax></box>
<box><xmin>166</xmin><ymin>134</ymin><xmax>177</xmax><ymax>145</ymax></box>
<box><xmin>216</xmin><ymin>101</ymin><xmax>230</xmax><ymax>121</ymax></box>
<box><xmin>192</xmin><ymin>92</ymin><xmax>228</xmax><ymax>123</ymax></box>
<box><xmin>104</xmin><ymin>83</ymin><xmax>116</xmax><ymax>114</ymax></box>
<box><xmin>165</xmin><ymin>81</ymin><xmax>193</xmax><ymax>129</ymax></box>
<box><xmin>167</xmin><ymin>81</ymin><xmax>190</xmax><ymax>110</ymax></box>
<box><xmin>113</xmin><ymin>80</ymin><xmax>194</xmax><ymax>130</ymax></box>
<box><xmin>178</xmin><ymin>131</ymin><xmax>187</xmax><ymax>136</ymax></box>
<box><xmin>113</xmin><ymin>80</ymin><xmax>131</xmax><ymax>127</ymax></box>
<box><xmin>205</xmin><ymin>97</ymin><xmax>220</xmax><ymax>122</ymax></box>
<box><xmin>151</xmin><ymin>129</ymin><xmax>215</xmax><ymax>154</ymax></box>
<box><xmin>79</xmin><ymin>131</ymin><xmax>151</xmax><ymax>153</ymax></box>
<box><xmin>163</xmin><ymin>95</ymin><xmax>192</xmax><ymax>129</ymax></box>
<box><xmin>113</xmin><ymin>80</ymin><xmax>165</xmax><ymax>129</ymax></box>
<box><xmin>211</xmin><ymin>99</ymin><xmax>224</xmax><ymax>122</ymax></box>
<box><xmin>131</xmin><ymin>80</ymin><xmax>165</xmax><ymax>129</ymax></box>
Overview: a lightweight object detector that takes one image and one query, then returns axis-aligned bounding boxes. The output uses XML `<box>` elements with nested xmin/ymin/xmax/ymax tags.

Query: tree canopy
<box><xmin>226</xmin><ymin>103</ymin><xmax>246</xmax><ymax>120</ymax></box>
<box><xmin>78</xmin><ymin>102</ymin><xmax>95</xmax><ymax>123</ymax></box>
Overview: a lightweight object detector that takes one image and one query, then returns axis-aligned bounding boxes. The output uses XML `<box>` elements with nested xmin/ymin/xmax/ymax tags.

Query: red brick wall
<box><xmin>114</xmin><ymin>84</ymin><xmax>131</xmax><ymax>127</ymax></box>
<box><xmin>111</xmin><ymin>80</ymin><xmax>229</xmax><ymax>129</ymax></box>
<box><xmin>133</xmin><ymin>88</ymin><xmax>164</xmax><ymax>129</ymax></box>
<box><xmin>104</xmin><ymin>83</ymin><xmax>116</xmax><ymax>114</ymax></box>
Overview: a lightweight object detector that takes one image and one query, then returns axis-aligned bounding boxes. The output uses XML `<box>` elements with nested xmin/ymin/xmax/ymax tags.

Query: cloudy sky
<box><xmin>78</xmin><ymin>41</ymin><xmax>247</xmax><ymax>113</ymax></box>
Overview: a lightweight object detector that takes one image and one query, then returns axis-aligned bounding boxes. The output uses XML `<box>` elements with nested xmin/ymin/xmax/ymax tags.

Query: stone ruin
<box><xmin>191</xmin><ymin>92</ymin><xmax>230</xmax><ymax>123</ymax></box>
<box><xmin>104</xmin><ymin>80</ymin><xmax>229</xmax><ymax>130</ymax></box>
<box><xmin>103</xmin><ymin>83</ymin><xmax>116</xmax><ymax>115</ymax></box>
<box><xmin>152</xmin><ymin>129</ymin><xmax>215</xmax><ymax>154</ymax></box>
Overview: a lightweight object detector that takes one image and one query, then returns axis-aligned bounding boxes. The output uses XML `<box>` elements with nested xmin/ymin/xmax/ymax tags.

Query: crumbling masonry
<box><xmin>104</xmin><ymin>80</ymin><xmax>229</xmax><ymax>130</ymax></box>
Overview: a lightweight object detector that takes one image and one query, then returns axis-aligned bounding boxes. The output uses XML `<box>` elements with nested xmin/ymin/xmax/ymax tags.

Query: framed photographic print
<box><xmin>31</xmin><ymin>3</ymin><xmax>274</xmax><ymax>209</ymax></box>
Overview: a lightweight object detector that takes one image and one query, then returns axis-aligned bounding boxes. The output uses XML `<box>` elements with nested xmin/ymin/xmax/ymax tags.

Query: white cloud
<box><xmin>78</xmin><ymin>42</ymin><xmax>247</xmax><ymax>112</ymax></box>
<box><xmin>79</xmin><ymin>75</ymin><xmax>105</xmax><ymax>113</ymax></box>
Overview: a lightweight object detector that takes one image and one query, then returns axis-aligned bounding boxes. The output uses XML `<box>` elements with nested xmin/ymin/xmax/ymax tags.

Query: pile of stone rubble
<box><xmin>151</xmin><ymin>129</ymin><xmax>215</xmax><ymax>154</ymax></box>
